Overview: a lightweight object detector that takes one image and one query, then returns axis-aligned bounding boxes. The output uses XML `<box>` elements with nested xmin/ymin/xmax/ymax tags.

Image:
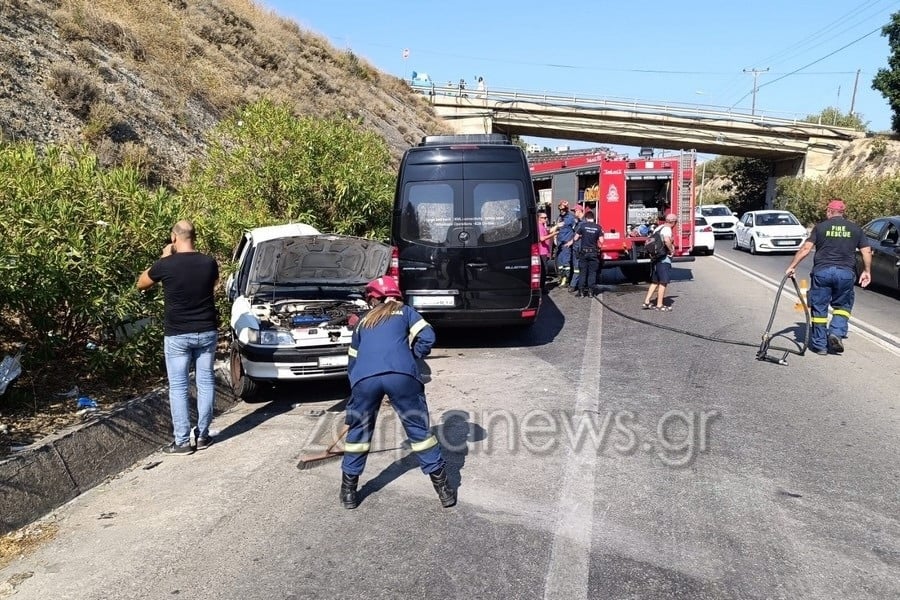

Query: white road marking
<box><xmin>716</xmin><ymin>254</ymin><xmax>900</xmax><ymax>356</ymax></box>
<box><xmin>543</xmin><ymin>297</ymin><xmax>603</xmax><ymax>600</ymax></box>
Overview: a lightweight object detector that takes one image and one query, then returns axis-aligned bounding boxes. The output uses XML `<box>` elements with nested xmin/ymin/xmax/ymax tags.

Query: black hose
<box><xmin>589</xmin><ymin>273</ymin><xmax>810</xmax><ymax>359</ymax></box>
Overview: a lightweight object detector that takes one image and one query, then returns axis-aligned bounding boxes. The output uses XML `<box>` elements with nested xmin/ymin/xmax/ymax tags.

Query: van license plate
<box><xmin>319</xmin><ymin>355</ymin><xmax>348</xmax><ymax>368</ymax></box>
<box><xmin>410</xmin><ymin>295</ymin><xmax>455</xmax><ymax>307</ymax></box>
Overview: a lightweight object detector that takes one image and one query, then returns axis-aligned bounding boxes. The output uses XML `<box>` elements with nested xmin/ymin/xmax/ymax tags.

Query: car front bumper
<box><xmin>754</xmin><ymin>238</ymin><xmax>804</xmax><ymax>252</ymax></box>
<box><xmin>238</xmin><ymin>344</ymin><xmax>350</xmax><ymax>381</ymax></box>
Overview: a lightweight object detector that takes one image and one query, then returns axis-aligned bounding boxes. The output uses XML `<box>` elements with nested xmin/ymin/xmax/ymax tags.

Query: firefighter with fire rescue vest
<box><xmin>555</xmin><ymin>200</ymin><xmax>578</xmax><ymax>286</ymax></box>
<box><xmin>340</xmin><ymin>276</ymin><xmax>456</xmax><ymax>510</ymax></box>
<box><xmin>572</xmin><ymin>210</ymin><xmax>603</xmax><ymax>297</ymax></box>
<box><xmin>785</xmin><ymin>199</ymin><xmax>872</xmax><ymax>355</ymax></box>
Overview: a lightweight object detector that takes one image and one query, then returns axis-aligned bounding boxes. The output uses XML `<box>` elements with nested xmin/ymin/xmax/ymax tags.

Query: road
<box><xmin>1</xmin><ymin>254</ymin><xmax>898</xmax><ymax>600</ymax></box>
<box><xmin>717</xmin><ymin>243</ymin><xmax>900</xmax><ymax>343</ymax></box>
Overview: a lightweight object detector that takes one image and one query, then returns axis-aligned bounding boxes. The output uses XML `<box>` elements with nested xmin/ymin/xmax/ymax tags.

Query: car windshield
<box><xmin>700</xmin><ymin>206</ymin><xmax>732</xmax><ymax>217</ymax></box>
<box><xmin>754</xmin><ymin>213</ymin><xmax>800</xmax><ymax>227</ymax></box>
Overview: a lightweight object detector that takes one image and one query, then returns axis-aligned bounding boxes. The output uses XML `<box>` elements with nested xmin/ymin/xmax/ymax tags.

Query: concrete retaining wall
<box><xmin>0</xmin><ymin>369</ymin><xmax>238</xmax><ymax>535</ymax></box>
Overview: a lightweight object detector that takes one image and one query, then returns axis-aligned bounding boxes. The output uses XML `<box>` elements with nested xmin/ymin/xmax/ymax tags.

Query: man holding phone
<box><xmin>137</xmin><ymin>220</ymin><xmax>220</xmax><ymax>455</ymax></box>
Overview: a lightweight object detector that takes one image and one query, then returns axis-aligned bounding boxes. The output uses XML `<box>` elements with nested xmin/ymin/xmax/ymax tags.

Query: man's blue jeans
<box><xmin>164</xmin><ymin>331</ymin><xmax>218</xmax><ymax>445</ymax></box>
<box><xmin>808</xmin><ymin>266</ymin><xmax>855</xmax><ymax>351</ymax></box>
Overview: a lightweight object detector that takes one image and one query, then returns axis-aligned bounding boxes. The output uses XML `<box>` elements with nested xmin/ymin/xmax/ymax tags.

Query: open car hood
<box><xmin>248</xmin><ymin>235</ymin><xmax>391</xmax><ymax>292</ymax></box>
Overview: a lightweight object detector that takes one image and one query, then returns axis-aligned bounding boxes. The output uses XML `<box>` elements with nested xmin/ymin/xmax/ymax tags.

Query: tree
<box><xmin>872</xmin><ymin>11</ymin><xmax>900</xmax><ymax>132</ymax></box>
<box><xmin>720</xmin><ymin>158</ymin><xmax>770</xmax><ymax>215</ymax></box>
<box><xmin>802</xmin><ymin>107</ymin><xmax>868</xmax><ymax>131</ymax></box>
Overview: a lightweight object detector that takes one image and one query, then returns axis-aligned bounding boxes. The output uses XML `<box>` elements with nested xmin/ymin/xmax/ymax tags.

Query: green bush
<box><xmin>776</xmin><ymin>174</ymin><xmax>900</xmax><ymax>226</ymax></box>
<box><xmin>0</xmin><ymin>142</ymin><xmax>181</xmax><ymax>376</ymax></box>
<box><xmin>179</xmin><ymin>98</ymin><xmax>397</xmax><ymax>258</ymax></box>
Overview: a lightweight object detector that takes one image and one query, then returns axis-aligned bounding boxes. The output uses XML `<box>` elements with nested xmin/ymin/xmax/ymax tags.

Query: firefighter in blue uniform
<box><xmin>568</xmin><ymin>204</ymin><xmax>586</xmax><ymax>292</ymax></box>
<box><xmin>572</xmin><ymin>210</ymin><xmax>604</xmax><ymax>297</ymax></box>
<box><xmin>555</xmin><ymin>200</ymin><xmax>578</xmax><ymax>286</ymax></box>
<box><xmin>340</xmin><ymin>276</ymin><xmax>456</xmax><ymax>509</ymax></box>
<box><xmin>785</xmin><ymin>199</ymin><xmax>872</xmax><ymax>355</ymax></box>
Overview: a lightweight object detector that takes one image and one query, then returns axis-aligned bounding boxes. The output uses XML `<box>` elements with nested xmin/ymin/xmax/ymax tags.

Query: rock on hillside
<box><xmin>0</xmin><ymin>0</ymin><xmax>448</xmax><ymax>187</ymax></box>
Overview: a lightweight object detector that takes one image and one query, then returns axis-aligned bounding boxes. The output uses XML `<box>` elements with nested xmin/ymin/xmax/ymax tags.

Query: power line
<box><xmin>729</xmin><ymin>25</ymin><xmax>882</xmax><ymax>110</ymax></box>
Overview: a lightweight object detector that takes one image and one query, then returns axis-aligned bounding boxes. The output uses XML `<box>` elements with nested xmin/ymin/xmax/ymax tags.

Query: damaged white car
<box><xmin>226</xmin><ymin>223</ymin><xmax>392</xmax><ymax>399</ymax></box>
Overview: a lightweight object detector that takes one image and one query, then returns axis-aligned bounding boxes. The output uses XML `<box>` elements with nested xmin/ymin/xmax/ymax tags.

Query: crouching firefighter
<box><xmin>340</xmin><ymin>275</ymin><xmax>456</xmax><ymax>509</ymax></box>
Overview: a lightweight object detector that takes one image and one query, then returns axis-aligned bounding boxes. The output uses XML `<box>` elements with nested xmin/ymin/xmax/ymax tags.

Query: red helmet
<box><xmin>365</xmin><ymin>276</ymin><xmax>402</xmax><ymax>301</ymax></box>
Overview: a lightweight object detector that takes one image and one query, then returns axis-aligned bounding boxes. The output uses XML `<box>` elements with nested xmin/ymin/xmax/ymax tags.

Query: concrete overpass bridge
<box><xmin>421</xmin><ymin>84</ymin><xmax>864</xmax><ymax>181</ymax></box>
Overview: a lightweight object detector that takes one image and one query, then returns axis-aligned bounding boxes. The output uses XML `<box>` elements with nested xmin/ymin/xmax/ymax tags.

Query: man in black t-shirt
<box><xmin>138</xmin><ymin>220</ymin><xmax>220</xmax><ymax>455</ymax></box>
<box><xmin>786</xmin><ymin>199</ymin><xmax>872</xmax><ymax>355</ymax></box>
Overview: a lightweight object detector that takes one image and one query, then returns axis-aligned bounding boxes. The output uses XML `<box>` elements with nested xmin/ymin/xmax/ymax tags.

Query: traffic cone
<box><xmin>794</xmin><ymin>279</ymin><xmax>809</xmax><ymax>311</ymax></box>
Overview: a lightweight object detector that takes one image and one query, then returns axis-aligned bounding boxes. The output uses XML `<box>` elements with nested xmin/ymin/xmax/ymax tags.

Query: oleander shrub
<box><xmin>180</xmin><ymin>98</ymin><xmax>396</xmax><ymax>258</ymax></box>
<box><xmin>0</xmin><ymin>142</ymin><xmax>181</xmax><ymax>376</ymax></box>
<box><xmin>776</xmin><ymin>174</ymin><xmax>900</xmax><ymax>226</ymax></box>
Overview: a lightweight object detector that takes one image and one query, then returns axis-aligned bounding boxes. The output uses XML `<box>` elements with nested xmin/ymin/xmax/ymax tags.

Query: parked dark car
<box><xmin>857</xmin><ymin>216</ymin><xmax>900</xmax><ymax>291</ymax></box>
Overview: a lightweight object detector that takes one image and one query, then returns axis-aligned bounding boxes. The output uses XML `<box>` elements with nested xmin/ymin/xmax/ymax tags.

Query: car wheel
<box><xmin>229</xmin><ymin>341</ymin><xmax>259</xmax><ymax>400</ymax></box>
<box><xmin>750</xmin><ymin>238</ymin><xmax>758</xmax><ymax>255</ymax></box>
<box><xmin>707</xmin><ymin>248</ymin><xmax>715</xmax><ymax>256</ymax></box>
<box><xmin>733</xmin><ymin>236</ymin><xmax>740</xmax><ymax>250</ymax></box>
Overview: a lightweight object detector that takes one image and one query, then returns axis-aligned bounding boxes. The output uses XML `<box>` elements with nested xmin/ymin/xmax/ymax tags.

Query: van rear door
<box><xmin>394</xmin><ymin>145</ymin><xmax>537</xmax><ymax>316</ymax></box>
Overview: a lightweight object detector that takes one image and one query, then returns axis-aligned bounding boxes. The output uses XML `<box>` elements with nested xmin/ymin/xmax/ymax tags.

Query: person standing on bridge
<box><xmin>785</xmin><ymin>199</ymin><xmax>872</xmax><ymax>355</ymax></box>
<box><xmin>339</xmin><ymin>276</ymin><xmax>455</xmax><ymax>510</ymax></box>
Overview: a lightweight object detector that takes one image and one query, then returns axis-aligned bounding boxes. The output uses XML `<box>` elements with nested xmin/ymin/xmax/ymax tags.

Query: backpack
<box><xmin>642</xmin><ymin>227</ymin><xmax>667</xmax><ymax>260</ymax></box>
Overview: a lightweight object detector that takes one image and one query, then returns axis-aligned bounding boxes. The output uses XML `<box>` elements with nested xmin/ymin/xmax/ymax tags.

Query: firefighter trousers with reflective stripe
<box><xmin>809</xmin><ymin>266</ymin><xmax>855</xmax><ymax>351</ymax></box>
<box><xmin>342</xmin><ymin>372</ymin><xmax>444</xmax><ymax>476</ymax></box>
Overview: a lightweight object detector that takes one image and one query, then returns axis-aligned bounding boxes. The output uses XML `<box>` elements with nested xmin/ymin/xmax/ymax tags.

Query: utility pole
<box><xmin>743</xmin><ymin>67</ymin><xmax>770</xmax><ymax>115</ymax></box>
<box><xmin>849</xmin><ymin>68</ymin><xmax>861</xmax><ymax>116</ymax></box>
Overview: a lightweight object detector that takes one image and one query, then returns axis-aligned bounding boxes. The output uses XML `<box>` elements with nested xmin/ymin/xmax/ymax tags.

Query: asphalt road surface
<box><xmin>1</xmin><ymin>254</ymin><xmax>898</xmax><ymax>600</ymax></box>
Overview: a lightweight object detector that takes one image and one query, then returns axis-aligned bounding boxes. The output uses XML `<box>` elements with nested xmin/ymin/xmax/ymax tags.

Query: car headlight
<box><xmin>755</xmin><ymin>230</ymin><xmax>770</xmax><ymax>238</ymax></box>
<box><xmin>258</xmin><ymin>329</ymin><xmax>295</xmax><ymax>345</ymax></box>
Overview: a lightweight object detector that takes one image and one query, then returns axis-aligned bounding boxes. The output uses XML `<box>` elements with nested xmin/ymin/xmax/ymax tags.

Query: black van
<box><xmin>389</xmin><ymin>134</ymin><xmax>542</xmax><ymax>327</ymax></box>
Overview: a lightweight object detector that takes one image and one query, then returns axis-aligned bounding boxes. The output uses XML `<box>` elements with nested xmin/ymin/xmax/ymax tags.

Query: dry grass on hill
<box><xmin>0</xmin><ymin>0</ymin><xmax>448</xmax><ymax>187</ymax></box>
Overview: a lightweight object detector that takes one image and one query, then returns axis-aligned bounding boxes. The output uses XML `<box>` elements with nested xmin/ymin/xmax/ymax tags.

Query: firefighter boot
<box><xmin>429</xmin><ymin>467</ymin><xmax>457</xmax><ymax>508</ymax></box>
<box><xmin>340</xmin><ymin>472</ymin><xmax>360</xmax><ymax>509</ymax></box>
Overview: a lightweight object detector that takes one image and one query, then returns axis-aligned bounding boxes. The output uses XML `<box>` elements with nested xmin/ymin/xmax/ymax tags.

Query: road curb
<box><xmin>0</xmin><ymin>364</ymin><xmax>238</xmax><ymax>535</ymax></box>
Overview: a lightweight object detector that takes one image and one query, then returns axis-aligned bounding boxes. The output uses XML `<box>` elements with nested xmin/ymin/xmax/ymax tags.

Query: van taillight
<box><xmin>389</xmin><ymin>246</ymin><xmax>399</xmax><ymax>278</ymax></box>
<box><xmin>530</xmin><ymin>243</ymin><xmax>541</xmax><ymax>290</ymax></box>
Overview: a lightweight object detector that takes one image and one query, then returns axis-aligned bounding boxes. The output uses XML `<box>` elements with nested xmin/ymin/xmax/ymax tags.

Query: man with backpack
<box><xmin>642</xmin><ymin>213</ymin><xmax>678</xmax><ymax>311</ymax></box>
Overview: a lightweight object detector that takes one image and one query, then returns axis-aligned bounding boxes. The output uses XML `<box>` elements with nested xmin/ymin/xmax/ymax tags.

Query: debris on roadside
<box><xmin>0</xmin><ymin>346</ymin><xmax>24</xmax><ymax>397</ymax></box>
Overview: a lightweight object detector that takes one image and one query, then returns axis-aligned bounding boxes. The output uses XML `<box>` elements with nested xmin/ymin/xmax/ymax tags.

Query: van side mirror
<box><xmin>881</xmin><ymin>238</ymin><xmax>897</xmax><ymax>247</ymax></box>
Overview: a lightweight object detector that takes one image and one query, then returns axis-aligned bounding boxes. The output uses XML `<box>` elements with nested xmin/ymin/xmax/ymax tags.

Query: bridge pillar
<box><xmin>803</xmin><ymin>137</ymin><xmax>852</xmax><ymax>179</ymax></box>
<box><xmin>432</xmin><ymin>105</ymin><xmax>493</xmax><ymax>135</ymax></box>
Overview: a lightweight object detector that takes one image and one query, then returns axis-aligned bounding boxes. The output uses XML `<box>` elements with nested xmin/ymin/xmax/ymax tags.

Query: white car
<box><xmin>225</xmin><ymin>224</ymin><xmax>392</xmax><ymax>399</ymax></box>
<box><xmin>696</xmin><ymin>204</ymin><xmax>739</xmax><ymax>238</ymax></box>
<box><xmin>692</xmin><ymin>216</ymin><xmax>716</xmax><ymax>255</ymax></box>
<box><xmin>734</xmin><ymin>210</ymin><xmax>808</xmax><ymax>254</ymax></box>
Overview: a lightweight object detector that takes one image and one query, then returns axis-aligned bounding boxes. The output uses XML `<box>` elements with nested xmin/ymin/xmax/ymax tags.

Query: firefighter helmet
<box><xmin>365</xmin><ymin>276</ymin><xmax>402</xmax><ymax>301</ymax></box>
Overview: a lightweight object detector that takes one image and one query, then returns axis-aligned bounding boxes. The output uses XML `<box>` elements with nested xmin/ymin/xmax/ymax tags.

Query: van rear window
<box><xmin>399</xmin><ymin>180</ymin><xmax>528</xmax><ymax>246</ymax></box>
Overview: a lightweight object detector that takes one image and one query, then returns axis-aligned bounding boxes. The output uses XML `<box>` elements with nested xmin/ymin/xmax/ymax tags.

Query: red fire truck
<box><xmin>530</xmin><ymin>149</ymin><xmax>696</xmax><ymax>283</ymax></box>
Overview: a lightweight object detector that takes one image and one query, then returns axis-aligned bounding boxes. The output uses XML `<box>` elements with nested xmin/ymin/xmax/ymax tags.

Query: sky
<box><xmin>262</xmin><ymin>0</ymin><xmax>899</xmax><ymax>157</ymax></box>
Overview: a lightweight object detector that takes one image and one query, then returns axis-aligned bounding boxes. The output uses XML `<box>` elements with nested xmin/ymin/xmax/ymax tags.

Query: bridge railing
<box><xmin>418</xmin><ymin>84</ymin><xmax>855</xmax><ymax>131</ymax></box>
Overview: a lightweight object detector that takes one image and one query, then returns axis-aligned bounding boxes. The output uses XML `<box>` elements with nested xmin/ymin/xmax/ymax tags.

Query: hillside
<box><xmin>0</xmin><ymin>0</ymin><xmax>448</xmax><ymax>188</ymax></box>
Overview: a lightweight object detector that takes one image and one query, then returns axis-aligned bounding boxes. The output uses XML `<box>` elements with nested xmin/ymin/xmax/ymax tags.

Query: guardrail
<box><xmin>417</xmin><ymin>84</ymin><xmax>857</xmax><ymax>133</ymax></box>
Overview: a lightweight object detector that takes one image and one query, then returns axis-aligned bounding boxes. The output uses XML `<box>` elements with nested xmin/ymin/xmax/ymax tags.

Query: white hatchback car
<box><xmin>225</xmin><ymin>223</ymin><xmax>391</xmax><ymax>399</ymax></box>
<box><xmin>734</xmin><ymin>210</ymin><xmax>808</xmax><ymax>254</ymax></box>
<box><xmin>696</xmin><ymin>204</ymin><xmax>739</xmax><ymax>238</ymax></box>
<box><xmin>692</xmin><ymin>216</ymin><xmax>716</xmax><ymax>255</ymax></box>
